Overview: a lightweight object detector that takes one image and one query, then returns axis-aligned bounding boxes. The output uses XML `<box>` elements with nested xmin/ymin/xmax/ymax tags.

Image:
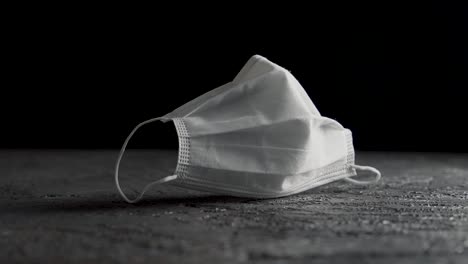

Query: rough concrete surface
<box><xmin>0</xmin><ymin>150</ymin><xmax>467</xmax><ymax>263</ymax></box>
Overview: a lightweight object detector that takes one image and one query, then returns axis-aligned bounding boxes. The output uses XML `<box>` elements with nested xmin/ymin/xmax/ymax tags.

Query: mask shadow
<box><xmin>2</xmin><ymin>193</ymin><xmax>264</xmax><ymax>215</ymax></box>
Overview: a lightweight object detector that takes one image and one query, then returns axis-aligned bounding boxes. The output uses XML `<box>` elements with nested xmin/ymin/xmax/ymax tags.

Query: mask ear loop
<box><xmin>115</xmin><ymin>117</ymin><xmax>178</xmax><ymax>204</ymax></box>
<box><xmin>343</xmin><ymin>164</ymin><xmax>381</xmax><ymax>185</ymax></box>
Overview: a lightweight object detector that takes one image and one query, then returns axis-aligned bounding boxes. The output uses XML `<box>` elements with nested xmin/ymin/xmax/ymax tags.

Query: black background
<box><xmin>2</xmin><ymin>3</ymin><xmax>467</xmax><ymax>151</ymax></box>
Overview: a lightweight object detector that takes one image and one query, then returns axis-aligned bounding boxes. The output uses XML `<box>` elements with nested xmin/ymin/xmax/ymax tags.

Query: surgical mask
<box><xmin>115</xmin><ymin>55</ymin><xmax>381</xmax><ymax>203</ymax></box>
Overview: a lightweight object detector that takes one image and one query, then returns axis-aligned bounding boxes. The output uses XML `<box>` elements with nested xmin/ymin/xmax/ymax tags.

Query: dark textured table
<box><xmin>1</xmin><ymin>150</ymin><xmax>467</xmax><ymax>263</ymax></box>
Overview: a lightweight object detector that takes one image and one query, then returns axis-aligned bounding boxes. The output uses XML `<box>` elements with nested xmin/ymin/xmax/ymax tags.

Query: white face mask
<box><xmin>115</xmin><ymin>55</ymin><xmax>381</xmax><ymax>203</ymax></box>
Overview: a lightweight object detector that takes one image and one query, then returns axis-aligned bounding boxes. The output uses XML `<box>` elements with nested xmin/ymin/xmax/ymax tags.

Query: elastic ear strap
<box><xmin>114</xmin><ymin>117</ymin><xmax>177</xmax><ymax>204</ymax></box>
<box><xmin>344</xmin><ymin>164</ymin><xmax>381</xmax><ymax>185</ymax></box>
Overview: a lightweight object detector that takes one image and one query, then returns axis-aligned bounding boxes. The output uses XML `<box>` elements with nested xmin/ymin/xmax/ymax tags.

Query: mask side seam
<box><xmin>172</xmin><ymin>118</ymin><xmax>190</xmax><ymax>182</ymax></box>
<box><xmin>345</xmin><ymin>129</ymin><xmax>356</xmax><ymax>168</ymax></box>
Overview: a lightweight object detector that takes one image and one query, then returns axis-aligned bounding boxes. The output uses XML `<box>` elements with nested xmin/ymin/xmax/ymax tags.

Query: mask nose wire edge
<box><xmin>114</xmin><ymin>117</ymin><xmax>178</xmax><ymax>204</ymax></box>
<box><xmin>343</xmin><ymin>164</ymin><xmax>382</xmax><ymax>185</ymax></box>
